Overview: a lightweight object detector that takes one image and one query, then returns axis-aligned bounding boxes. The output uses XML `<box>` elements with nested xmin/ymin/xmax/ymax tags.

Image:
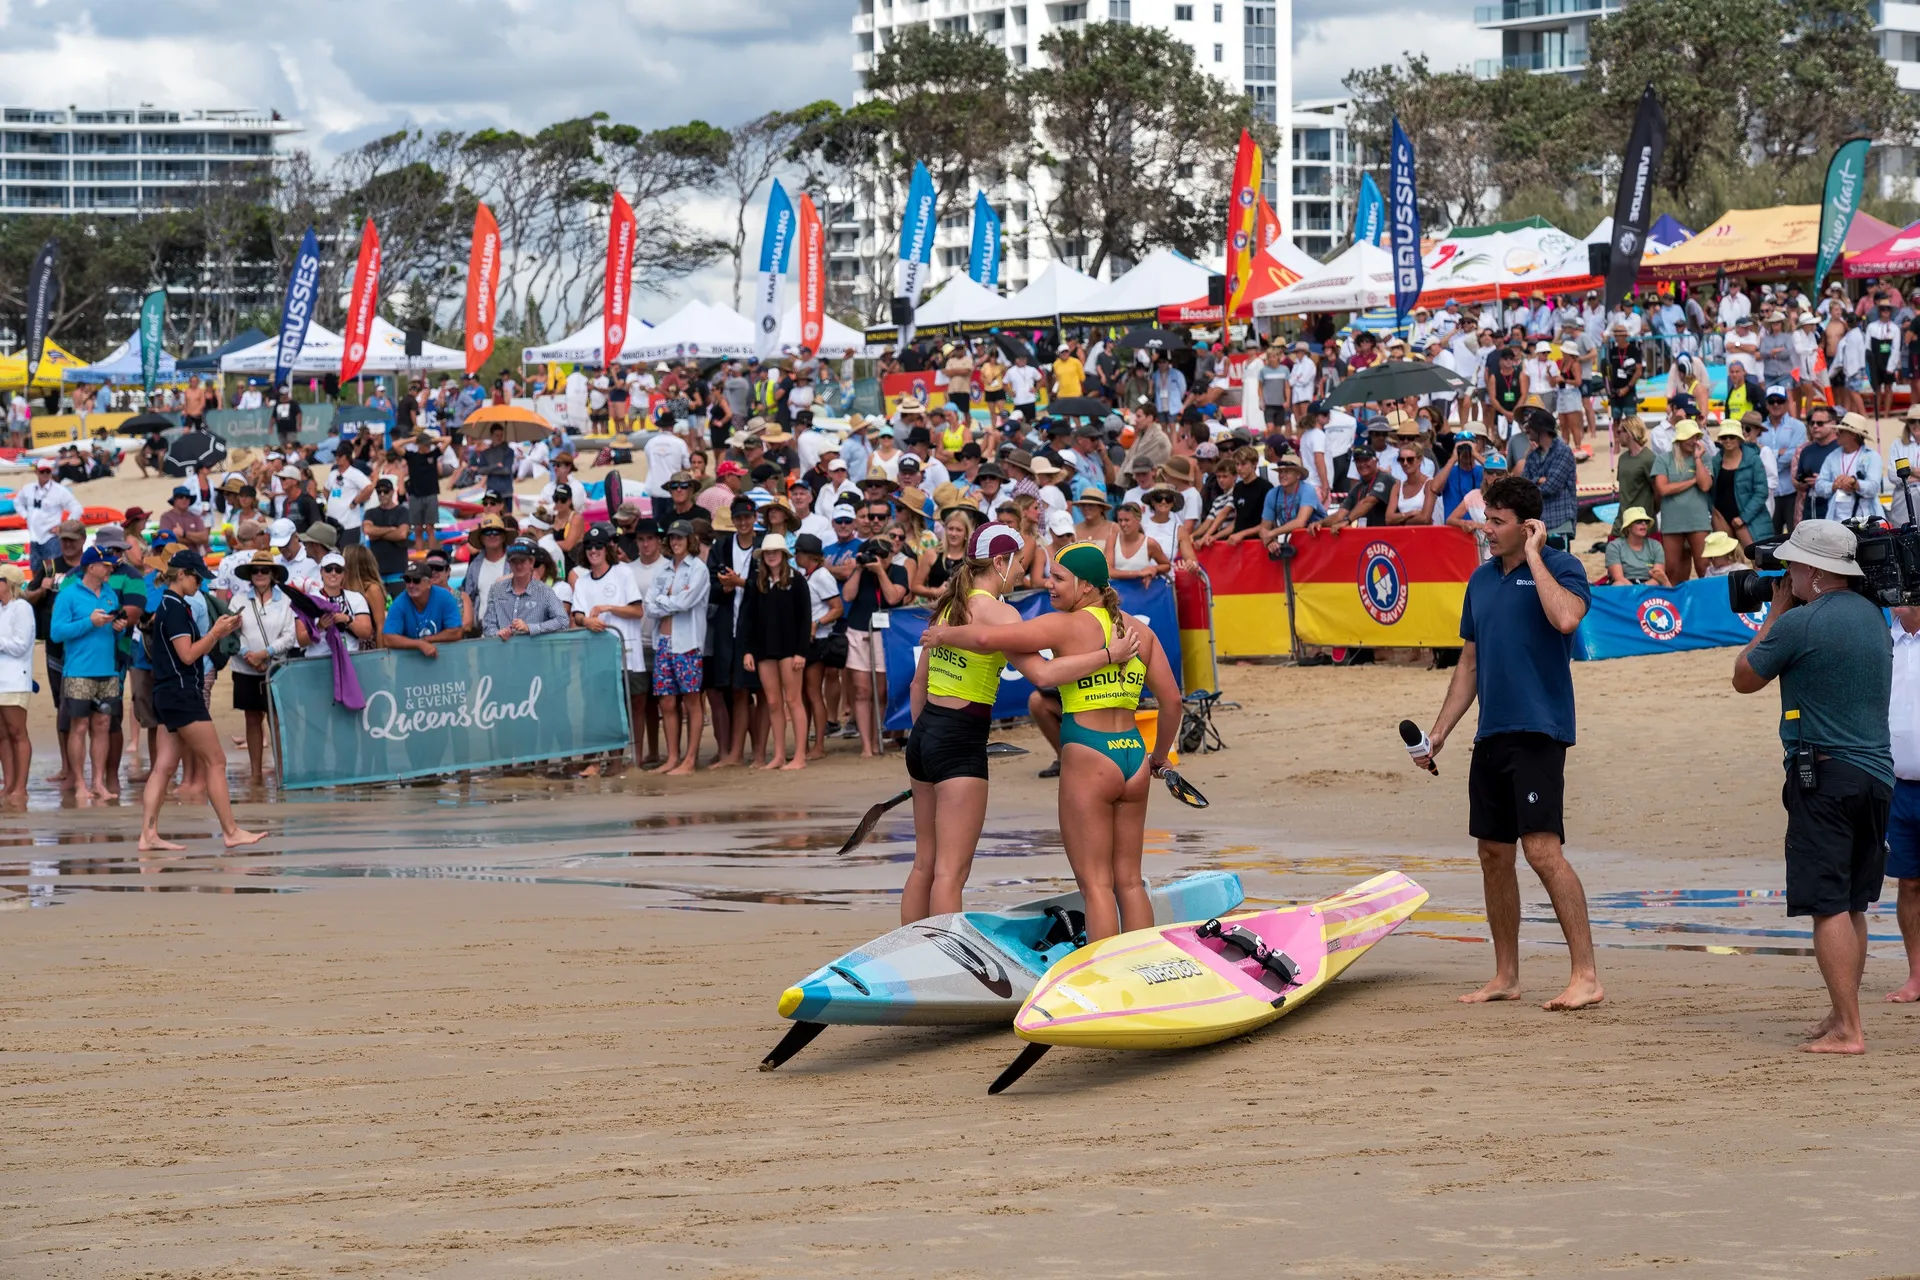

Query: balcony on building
<box><xmin>1473</xmin><ymin>0</ymin><xmax>1619</xmax><ymax>27</ymax></box>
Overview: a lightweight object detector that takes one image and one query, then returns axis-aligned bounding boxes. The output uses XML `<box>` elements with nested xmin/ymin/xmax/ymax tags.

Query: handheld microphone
<box><xmin>1399</xmin><ymin>719</ymin><xmax>1438</xmax><ymax>776</ymax></box>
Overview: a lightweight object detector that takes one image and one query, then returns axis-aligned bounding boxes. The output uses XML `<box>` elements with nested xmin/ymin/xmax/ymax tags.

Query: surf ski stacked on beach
<box><xmin>761</xmin><ymin>871</ymin><xmax>1243</xmax><ymax>1070</ymax></box>
<box><xmin>989</xmin><ymin>871</ymin><xmax>1427</xmax><ymax>1092</ymax></box>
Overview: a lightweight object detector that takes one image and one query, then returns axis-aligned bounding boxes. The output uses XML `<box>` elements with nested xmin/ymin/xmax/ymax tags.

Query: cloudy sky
<box><xmin>0</xmin><ymin>0</ymin><xmax>1481</xmax><ymax>307</ymax></box>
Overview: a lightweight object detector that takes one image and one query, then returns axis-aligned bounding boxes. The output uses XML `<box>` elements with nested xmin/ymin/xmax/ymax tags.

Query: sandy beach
<box><xmin>7</xmin><ymin>635</ymin><xmax>1920</xmax><ymax>1277</ymax></box>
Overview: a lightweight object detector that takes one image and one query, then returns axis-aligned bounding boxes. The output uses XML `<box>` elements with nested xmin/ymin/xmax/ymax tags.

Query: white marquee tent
<box><xmin>1253</xmin><ymin>241</ymin><xmax>1396</xmax><ymax>316</ymax></box>
<box><xmin>970</xmin><ymin>262</ymin><xmax>1103</xmax><ymax>329</ymax></box>
<box><xmin>1059</xmin><ymin>248</ymin><xmax>1218</xmax><ymax>324</ymax></box>
<box><xmin>221</xmin><ymin>317</ymin><xmax>464</xmax><ymax>375</ymax></box>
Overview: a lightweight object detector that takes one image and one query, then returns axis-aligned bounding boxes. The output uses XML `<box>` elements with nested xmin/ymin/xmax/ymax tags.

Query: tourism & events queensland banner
<box><xmin>268</xmin><ymin>630</ymin><xmax>633</xmax><ymax>789</ymax></box>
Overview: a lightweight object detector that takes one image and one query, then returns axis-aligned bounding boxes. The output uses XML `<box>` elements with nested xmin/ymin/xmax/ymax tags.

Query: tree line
<box><xmin>1345</xmin><ymin>0</ymin><xmax>1918</xmax><ymax>236</ymax></box>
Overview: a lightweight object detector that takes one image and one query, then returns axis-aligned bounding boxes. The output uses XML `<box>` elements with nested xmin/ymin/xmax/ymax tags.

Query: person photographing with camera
<box><xmin>1411</xmin><ymin>474</ymin><xmax>1604</xmax><ymax>1011</ymax></box>
<box><xmin>1733</xmin><ymin>520</ymin><xmax>1894</xmax><ymax>1055</ymax></box>
<box><xmin>841</xmin><ymin>507</ymin><xmax>908</xmax><ymax>757</ymax></box>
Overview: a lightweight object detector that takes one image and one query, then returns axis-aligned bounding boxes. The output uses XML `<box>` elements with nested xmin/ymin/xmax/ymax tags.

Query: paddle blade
<box><xmin>760</xmin><ymin>1020</ymin><xmax>827</xmax><ymax>1072</ymax></box>
<box><xmin>604</xmin><ymin>469</ymin><xmax>624</xmax><ymax>516</ymax></box>
<box><xmin>1160</xmin><ymin>767</ymin><xmax>1209</xmax><ymax>809</ymax></box>
<box><xmin>988</xmin><ymin>1042</ymin><xmax>1051</xmax><ymax>1095</ymax></box>
<box><xmin>835</xmin><ymin>788</ymin><xmax>913</xmax><ymax>855</ymax></box>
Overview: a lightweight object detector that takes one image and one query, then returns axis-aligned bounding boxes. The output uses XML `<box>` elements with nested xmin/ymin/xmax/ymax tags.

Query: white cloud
<box><xmin>1293</xmin><ymin>4</ymin><xmax>1484</xmax><ymax>100</ymax></box>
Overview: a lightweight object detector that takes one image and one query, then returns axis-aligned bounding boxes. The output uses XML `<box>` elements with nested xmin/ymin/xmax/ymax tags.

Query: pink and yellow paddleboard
<box><xmin>991</xmin><ymin>871</ymin><xmax>1427</xmax><ymax>1091</ymax></box>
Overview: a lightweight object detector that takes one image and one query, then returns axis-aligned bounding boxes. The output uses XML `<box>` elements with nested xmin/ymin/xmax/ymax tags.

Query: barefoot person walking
<box><xmin>137</xmin><ymin>551</ymin><xmax>265</xmax><ymax>852</ymax></box>
<box><xmin>1734</xmin><ymin>520</ymin><xmax>1894</xmax><ymax>1054</ymax></box>
<box><xmin>1412</xmin><ymin>473</ymin><xmax>1604</xmax><ymax>1011</ymax></box>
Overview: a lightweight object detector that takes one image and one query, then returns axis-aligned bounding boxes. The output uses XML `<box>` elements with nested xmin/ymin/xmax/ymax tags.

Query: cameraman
<box><xmin>1733</xmin><ymin>520</ymin><xmax>1894</xmax><ymax>1055</ymax></box>
<box><xmin>841</xmin><ymin>504</ymin><xmax>908</xmax><ymax>757</ymax></box>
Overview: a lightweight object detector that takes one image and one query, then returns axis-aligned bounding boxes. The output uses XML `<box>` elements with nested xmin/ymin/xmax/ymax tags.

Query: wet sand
<box><xmin>9</xmin><ymin>649</ymin><xmax>1920</xmax><ymax>1276</ymax></box>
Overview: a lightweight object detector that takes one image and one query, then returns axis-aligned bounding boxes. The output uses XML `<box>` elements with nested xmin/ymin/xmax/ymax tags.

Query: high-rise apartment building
<box><xmin>0</xmin><ymin>105</ymin><xmax>300</xmax><ymax>213</ymax></box>
<box><xmin>839</xmin><ymin>0</ymin><xmax>1294</xmax><ymax>319</ymax></box>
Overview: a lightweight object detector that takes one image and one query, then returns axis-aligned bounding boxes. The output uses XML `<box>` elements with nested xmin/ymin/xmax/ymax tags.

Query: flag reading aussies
<box><xmin>1605</xmin><ymin>84</ymin><xmax>1667</xmax><ymax>310</ymax></box>
<box><xmin>895</xmin><ymin>161</ymin><xmax>937</xmax><ymax>348</ymax></box>
<box><xmin>139</xmin><ymin>289</ymin><xmax>166</xmax><ymax>396</ymax></box>
<box><xmin>1225</xmin><ymin>130</ymin><xmax>1263</xmax><ymax>316</ymax></box>
<box><xmin>969</xmin><ymin>190</ymin><xmax>1002</xmax><ymax>287</ymax></box>
<box><xmin>22</xmin><ymin>239</ymin><xmax>58</xmax><ymax>386</ymax></box>
<box><xmin>753</xmin><ymin>180</ymin><xmax>797</xmax><ymax>361</ymax></box>
<box><xmin>1813</xmin><ymin>136</ymin><xmax>1873</xmax><ymax>290</ymax></box>
<box><xmin>603</xmin><ymin>193</ymin><xmax>637</xmax><ymax>368</ymax></box>
<box><xmin>465</xmin><ymin>203</ymin><xmax>500</xmax><ymax>376</ymax></box>
<box><xmin>796</xmin><ymin>192</ymin><xmax>826</xmax><ymax>355</ymax></box>
<box><xmin>340</xmin><ymin>218</ymin><xmax>382</xmax><ymax>383</ymax></box>
<box><xmin>274</xmin><ymin>227</ymin><xmax>321</xmax><ymax>391</ymax></box>
<box><xmin>1388</xmin><ymin>119</ymin><xmax>1423</xmax><ymax>329</ymax></box>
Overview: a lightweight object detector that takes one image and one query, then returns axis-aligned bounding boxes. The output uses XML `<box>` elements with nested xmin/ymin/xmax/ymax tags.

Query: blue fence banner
<box><xmin>268</xmin><ymin>629</ymin><xmax>632</xmax><ymax>788</ymax></box>
<box><xmin>1574</xmin><ymin>577</ymin><xmax>1769</xmax><ymax>661</ymax></box>
<box><xmin>881</xmin><ymin>578</ymin><xmax>1183</xmax><ymax>732</ymax></box>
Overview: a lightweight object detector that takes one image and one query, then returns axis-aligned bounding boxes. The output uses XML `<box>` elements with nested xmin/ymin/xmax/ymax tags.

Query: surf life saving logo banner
<box><xmin>1574</xmin><ymin>576</ymin><xmax>1774</xmax><ymax>661</ymax></box>
<box><xmin>754</xmin><ymin>180</ymin><xmax>796</xmax><ymax>361</ymax></box>
<box><xmin>268</xmin><ymin>630</ymin><xmax>632</xmax><ymax>789</ymax></box>
<box><xmin>1196</xmin><ymin>529</ymin><xmax>1479</xmax><ymax>654</ymax></box>
<box><xmin>1224</xmin><ymin>129</ymin><xmax>1264</xmax><ymax>316</ymax></box>
<box><xmin>340</xmin><ymin>218</ymin><xmax>382</xmax><ymax>383</ymax></box>
<box><xmin>1388</xmin><ymin>118</ymin><xmax>1423</xmax><ymax>329</ymax></box>
<box><xmin>274</xmin><ymin>226</ymin><xmax>321</xmax><ymax>390</ymax></box>
<box><xmin>881</xmin><ymin>579</ymin><xmax>1183</xmax><ymax>733</ymax></box>
<box><xmin>465</xmin><ymin>203</ymin><xmax>501</xmax><ymax>374</ymax></box>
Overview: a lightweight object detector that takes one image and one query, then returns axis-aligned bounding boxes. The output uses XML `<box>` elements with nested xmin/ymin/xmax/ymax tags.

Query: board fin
<box><xmin>760</xmin><ymin>1020</ymin><xmax>828</xmax><ymax>1071</ymax></box>
<box><xmin>988</xmin><ymin>1042</ymin><xmax>1051</xmax><ymax>1095</ymax></box>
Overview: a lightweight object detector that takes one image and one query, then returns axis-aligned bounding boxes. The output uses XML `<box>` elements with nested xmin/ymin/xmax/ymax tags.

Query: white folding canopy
<box><xmin>220</xmin><ymin>317</ymin><xmax>465</xmax><ymax>374</ymax></box>
<box><xmin>1252</xmin><ymin>241</ymin><xmax>1397</xmax><ymax>316</ymax></box>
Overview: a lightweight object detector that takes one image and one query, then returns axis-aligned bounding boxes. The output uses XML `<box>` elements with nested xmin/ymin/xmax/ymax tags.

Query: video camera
<box><xmin>1729</xmin><ymin>509</ymin><xmax>1920</xmax><ymax>614</ymax></box>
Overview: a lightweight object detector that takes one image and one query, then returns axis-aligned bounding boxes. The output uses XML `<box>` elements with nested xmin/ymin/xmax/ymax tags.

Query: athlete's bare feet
<box><xmin>779</xmin><ymin>758</ymin><xmax>806</xmax><ymax>771</ymax></box>
<box><xmin>223</xmin><ymin>828</ymin><xmax>266</xmax><ymax>849</ymax></box>
<box><xmin>576</xmin><ymin>763</ymin><xmax>602</xmax><ymax>778</ymax></box>
<box><xmin>1459</xmin><ymin>979</ymin><xmax>1523</xmax><ymax>1004</ymax></box>
<box><xmin>1886</xmin><ymin>977</ymin><xmax>1920</xmax><ymax>1003</ymax></box>
<box><xmin>1800</xmin><ymin>1029</ymin><xmax>1866</xmax><ymax>1055</ymax></box>
<box><xmin>665</xmin><ymin>761</ymin><xmax>696</xmax><ymax>776</ymax></box>
<box><xmin>1543</xmin><ymin>978</ymin><xmax>1605</xmax><ymax>1011</ymax></box>
<box><xmin>138</xmin><ymin>832</ymin><xmax>185</xmax><ymax>852</ymax></box>
<box><xmin>173</xmin><ymin>784</ymin><xmax>206</xmax><ymax>803</ymax></box>
<box><xmin>707</xmin><ymin>758</ymin><xmax>739</xmax><ymax>771</ymax></box>
<box><xmin>1803</xmin><ymin>1011</ymin><xmax>1841</xmax><ymax>1039</ymax></box>
<box><xmin>649</xmin><ymin>759</ymin><xmax>680</xmax><ymax>774</ymax></box>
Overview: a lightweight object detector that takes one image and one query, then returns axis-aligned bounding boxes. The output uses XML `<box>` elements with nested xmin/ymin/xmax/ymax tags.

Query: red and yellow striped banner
<box><xmin>1196</xmin><ymin>528</ymin><xmax>1479</xmax><ymax>655</ymax></box>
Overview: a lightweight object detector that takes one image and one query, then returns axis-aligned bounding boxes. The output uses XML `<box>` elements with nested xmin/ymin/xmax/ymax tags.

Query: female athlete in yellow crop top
<box><xmin>919</xmin><ymin>541</ymin><xmax>1181</xmax><ymax>942</ymax></box>
<box><xmin>902</xmin><ymin>525</ymin><xmax>1142</xmax><ymax>925</ymax></box>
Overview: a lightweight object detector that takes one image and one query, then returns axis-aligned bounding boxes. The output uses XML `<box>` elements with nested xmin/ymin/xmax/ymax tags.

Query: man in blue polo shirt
<box><xmin>382</xmin><ymin>562</ymin><xmax>466</xmax><ymax>659</ymax></box>
<box><xmin>1413</xmin><ymin>473</ymin><xmax>1603</xmax><ymax>1013</ymax></box>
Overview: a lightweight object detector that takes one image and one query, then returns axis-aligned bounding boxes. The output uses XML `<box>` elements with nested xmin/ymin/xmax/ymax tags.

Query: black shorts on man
<box><xmin>1467</xmin><ymin>730</ymin><xmax>1567</xmax><ymax>844</ymax></box>
<box><xmin>1782</xmin><ymin>757</ymin><xmax>1891</xmax><ymax>917</ymax></box>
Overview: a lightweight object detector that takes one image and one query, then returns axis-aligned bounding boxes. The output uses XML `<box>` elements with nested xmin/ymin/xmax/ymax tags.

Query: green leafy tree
<box><xmin>865</xmin><ymin>27</ymin><xmax>1027</xmax><ymax>222</ymax></box>
<box><xmin>1026</xmin><ymin>22</ymin><xmax>1259</xmax><ymax>276</ymax></box>
<box><xmin>1342</xmin><ymin>56</ymin><xmax>1507</xmax><ymax>229</ymax></box>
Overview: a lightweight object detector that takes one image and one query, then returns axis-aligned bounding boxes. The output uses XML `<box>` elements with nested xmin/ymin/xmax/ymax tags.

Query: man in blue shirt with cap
<box><xmin>1412</xmin><ymin>473</ymin><xmax>1603</xmax><ymax>1012</ymax></box>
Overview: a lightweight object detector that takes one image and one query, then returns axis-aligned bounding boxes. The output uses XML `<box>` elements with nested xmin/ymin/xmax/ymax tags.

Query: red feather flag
<box><xmin>340</xmin><ymin>218</ymin><xmax>381</xmax><ymax>382</ymax></box>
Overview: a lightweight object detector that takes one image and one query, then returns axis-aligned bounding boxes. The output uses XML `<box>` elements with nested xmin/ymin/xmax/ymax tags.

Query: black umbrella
<box><xmin>1116</xmin><ymin>326</ymin><xmax>1186</xmax><ymax>352</ymax></box>
<box><xmin>993</xmin><ymin>332</ymin><xmax>1034</xmax><ymax>362</ymax></box>
<box><xmin>1324</xmin><ymin>360</ymin><xmax>1468</xmax><ymax>409</ymax></box>
<box><xmin>119</xmin><ymin>412</ymin><xmax>177</xmax><ymax>436</ymax></box>
<box><xmin>1046</xmin><ymin>396</ymin><xmax>1112</xmax><ymax>418</ymax></box>
<box><xmin>162</xmin><ymin>429</ymin><xmax>228</xmax><ymax>477</ymax></box>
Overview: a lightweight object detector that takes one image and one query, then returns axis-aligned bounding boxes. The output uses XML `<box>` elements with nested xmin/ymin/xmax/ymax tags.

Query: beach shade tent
<box><xmin>1253</xmin><ymin>240</ymin><xmax>1397</xmax><ymax>317</ymax></box>
<box><xmin>1584</xmin><ymin>213</ymin><xmax>1694</xmax><ymax>255</ymax></box>
<box><xmin>1638</xmin><ymin>205</ymin><xmax>1901</xmax><ymax>284</ymax></box>
<box><xmin>1158</xmin><ymin>239</ymin><xmax>1322</xmax><ymax>325</ymax></box>
<box><xmin>774</xmin><ymin>305</ymin><xmax>876</xmax><ymax>359</ymax></box>
<box><xmin>162</xmin><ymin>428</ymin><xmax>228</xmax><ymax>476</ymax></box>
<box><xmin>176</xmin><ymin>327</ymin><xmax>269</xmax><ymax>374</ymax></box>
<box><xmin>864</xmin><ymin>274</ymin><xmax>1007</xmax><ymax>344</ymax></box>
<box><xmin>0</xmin><ymin>340</ymin><xmax>86</xmax><ymax>391</ymax></box>
<box><xmin>961</xmin><ymin>261</ymin><xmax>1103</xmax><ymax>332</ymax></box>
<box><xmin>1846</xmin><ymin>218</ymin><xmax>1920</xmax><ymax>278</ymax></box>
<box><xmin>1058</xmin><ymin>248</ymin><xmax>1219</xmax><ymax>326</ymax></box>
<box><xmin>63</xmin><ymin>330</ymin><xmax>183</xmax><ymax>385</ymax></box>
<box><xmin>1414</xmin><ymin>217</ymin><xmax>1600</xmax><ymax>308</ymax></box>
<box><xmin>220</xmin><ymin>317</ymin><xmax>465</xmax><ymax>375</ymax></box>
<box><xmin>623</xmin><ymin>300</ymin><xmax>757</xmax><ymax>363</ymax></box>
<box><xmin>519</xmin><ymin>316</ymin><xmax>656</xmax><ymax>366</ymax></box>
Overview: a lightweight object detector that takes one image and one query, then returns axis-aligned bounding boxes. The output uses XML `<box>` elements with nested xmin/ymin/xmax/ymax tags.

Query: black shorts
<box><xmin>1782</xmin><ymin>757</ymin><xmax>1892</xmax><ymax>917</ymax></box>
<box><xmin>153</xmin><ymin>681</ymin><xmax>211</xmax><ymax>733</ymax></box>
<box><xmin>232</xmin><ymin>671</ymin><xmax>269</xmax><ymax>713</ymax></box>
<box><xmin>810</xmin><ymin>633</ymin><xmax>847</xmax><ymax>669</ymax></box>
<box><xmin>905</xmin><ymin>703</ymin><xmax>991</xmax><ymax>784</ymax></box>
<box><xmin>983</xmin><ymin>390</ymin><xmax>1006</xmax><ymax>404</ymax></box>
<box><xmin>1467</xmin><ymin>731</ymin><xmax>1567</xmax><ymax>844</ymax></box>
